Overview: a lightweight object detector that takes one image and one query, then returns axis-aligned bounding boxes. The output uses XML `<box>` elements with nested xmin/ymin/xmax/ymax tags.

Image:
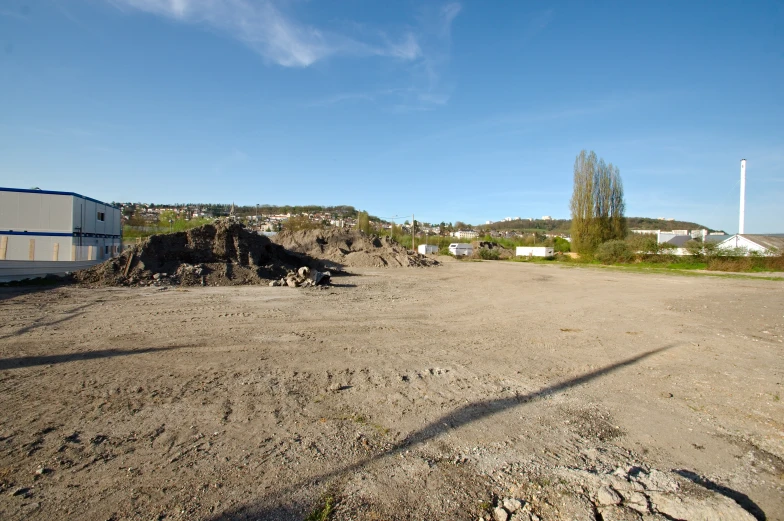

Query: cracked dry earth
<box><xmin>0</xmin><ymin>261</ymin><xmax>782</xmax><ymax>521</ymax></box>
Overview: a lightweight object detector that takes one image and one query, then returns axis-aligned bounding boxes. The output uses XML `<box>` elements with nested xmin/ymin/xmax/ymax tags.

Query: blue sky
<box><xmin>1</xmin><ymin>1</ymin><xmax>782</xmax><ymax>232</ymax></box>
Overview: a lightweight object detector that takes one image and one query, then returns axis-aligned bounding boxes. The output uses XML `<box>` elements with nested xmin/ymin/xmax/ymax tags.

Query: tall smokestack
<box><xmin>739</xmin><ymin>159</ymin><xmax>746</xmax><ymax>234</ymax></box>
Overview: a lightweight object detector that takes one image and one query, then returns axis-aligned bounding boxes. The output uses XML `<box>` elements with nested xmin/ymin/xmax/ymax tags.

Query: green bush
<box><xmin>553</xmin><ymin>237</ymin><xmax>571</xmax><ymax>253</ymax></box>
<box><xmin>477</xmin><ymin>248</ymin><xmax>500</xmax><ymax>260</ymax></box>
<box><xmin>595</xmin><ymin>240</ymin><xmax>634</xmax><ymax>264</ymax></box>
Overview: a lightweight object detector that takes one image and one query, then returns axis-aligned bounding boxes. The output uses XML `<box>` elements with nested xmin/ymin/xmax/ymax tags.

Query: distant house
<box><xmin>659</xmin><ymin>232</ymin><xmax>729</xmax><ymax>256</ymax></box>
<box><xmin>452</xmin><ymin>230</ymin><xmax>479</xmax><ymax>239</ymax></box>
<box><xmin>717</xmin><ymin>234</ymin><xmax>784</xmax><ymax>256</ymax></box>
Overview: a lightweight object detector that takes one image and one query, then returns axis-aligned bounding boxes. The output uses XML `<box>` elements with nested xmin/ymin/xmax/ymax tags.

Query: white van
<box><xmin>448</xmin><ymin>243</ymin><xmax>473</xmax><ymax>256</ymax></box>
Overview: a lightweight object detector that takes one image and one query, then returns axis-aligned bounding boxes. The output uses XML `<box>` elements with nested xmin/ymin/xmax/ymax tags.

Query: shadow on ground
<box><xmin>0</xmin><ymin>279</ymin><xmax>69</xmax><ymax>302</ymax></box>
<box><xmin>675</xmin><ymin>469</ymin><xmax>766</xmax><ymax>521</ymax></box>
<box><xmin>0</xmin><ymin>301</ymin><xmax>96</xmax><ymax>341</ymax></box>
<box><xmin>205</xmin><ymin>344</ymin><xmax>739</xmax><ymax>521</ymax></box>
<box><xmin>0</xmin><ymin>345</ymin><xmax>190</xmax><ymax>370</ymax></box>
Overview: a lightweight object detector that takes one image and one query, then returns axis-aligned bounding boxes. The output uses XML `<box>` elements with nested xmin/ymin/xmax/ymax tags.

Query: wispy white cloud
<box><xmin>111</xmin><ymin>0</ymin><xmax>462</xmax><ymax>109</ymax></box>
<box><xmin>110</xmin><ymin>0</ymin><xmax>423</xmax><ymax>67</ymax></box>
<box><xmin>395</xmin><ymin>2</ymin><xmax>462</xmax><ymax>110</ymax></box>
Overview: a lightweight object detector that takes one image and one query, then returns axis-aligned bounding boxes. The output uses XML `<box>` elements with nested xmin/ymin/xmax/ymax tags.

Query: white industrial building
<box><xmin>516</xmin><ymin>246</ymin><xmax>554</xmax><ymax>257</ymax></box>
<box><xmin>0</xmin><ymin>187</ymin><xmax>122</xmax><ymax>263</ymax></box>
<box><xmin>717</xmin><ymin>234</ymin><xmax>784</xmax><ymax>256</ymax></box>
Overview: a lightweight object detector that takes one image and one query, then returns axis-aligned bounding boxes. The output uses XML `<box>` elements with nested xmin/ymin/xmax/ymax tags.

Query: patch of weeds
<box><xmin>478</xmin><ymin>500</ymin><xmax>493</xmax><ymax>514</ymax></box>
<box><xmin>335</xmin><ymin>413</ymin><xmax>369</xmax><ymax>425</ymax></box>
<box><xmin>305</xmin><ymin>495</ymin><xmax>334</xmax><ymax>521</ymax></box>
<box><xmin>369</xmin><ymin>422</ymin><xmax>389</xmax><ymax>435</ymax></box>
<box><xmin>597</xmin><ymin>264</ymin><xmax>784</xmax><ymax>281</ymax></box>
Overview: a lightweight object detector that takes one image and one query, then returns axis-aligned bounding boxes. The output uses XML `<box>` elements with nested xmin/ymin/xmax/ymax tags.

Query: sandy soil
<box><xmin>0</xmin><ymin>262</ymin><xmax>782</xmax><ymax>520</ymax></box>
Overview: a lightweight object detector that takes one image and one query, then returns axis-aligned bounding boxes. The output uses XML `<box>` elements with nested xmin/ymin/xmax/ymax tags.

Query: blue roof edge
<box><xmin>0</xmin><ymin>187</ymin><xmax>120</xmax><ymax>210</ymax></box>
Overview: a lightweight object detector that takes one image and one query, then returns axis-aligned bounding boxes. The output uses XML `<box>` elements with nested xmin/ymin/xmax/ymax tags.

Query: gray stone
<box><xmin>597</xmin><ymin>485</ymin><xmax>623</xmax><ymax>506</ymax></box>
<box><xmin>647</xmin><ymin>491</ymin><xmax>756</xmax><ymax>521</ymax></box>
<box><xmin>634</xmin><ymin>470</ymin><xmax>678</xmax><ymax>492</ymax></box>
<box><xmin>625</xmin><ymin>491</ymin><xmax>649</xmax><ymax>513</ymax></box>
<box><xmin>598</xmin><ymin>505</ymin><xmax>642</xmax><ymax>521</ymax></box>
<box><xmin>503</xmin><ymin>498</ymin><xmax>523</xmax><ymax>513</ymax></box>
<box><xmin>493</xmin><ymin>506</ymin><xmax>509</xmax><ymax>521</ymax></box>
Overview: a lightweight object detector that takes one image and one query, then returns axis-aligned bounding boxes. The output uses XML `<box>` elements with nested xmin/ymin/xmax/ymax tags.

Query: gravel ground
<box><xmin>0</xmin><ymin>261</ymin><xmax>782</xmax><ymax>520</ymax></box>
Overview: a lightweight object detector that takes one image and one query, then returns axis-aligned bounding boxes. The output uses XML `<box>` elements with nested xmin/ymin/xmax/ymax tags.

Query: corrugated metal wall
<box><xmin>0</xmin><ymin>190</ymin><xmax>122</xmax><ymax>262</ymax></box>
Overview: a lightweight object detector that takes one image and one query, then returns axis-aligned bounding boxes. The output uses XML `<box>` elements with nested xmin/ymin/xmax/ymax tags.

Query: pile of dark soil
<box><xmin>73</xmin><ymin>220</ymin><xmax>313</xmax><ymax>287</ymax></box>
<box><xmin>271</xmin><ymin>229</ymin><xmax>439</xmax><ymax>268</ymax></box>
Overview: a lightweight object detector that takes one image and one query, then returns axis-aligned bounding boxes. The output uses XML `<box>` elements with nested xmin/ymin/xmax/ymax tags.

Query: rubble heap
<box><xmin>271</xmin><ymin>229</ymin><xmax>439</xmax><ymax>268</ymax></box>
<box><xmin>483</xmin><ymin>465</ymin><xmax>758</xmax><ymax>521</ymax></box>
<box><xmin>269</xmin><ymin>266</ymin><xmax>331</xmax><ymax>288</ymax></box>
<box><xmin>73</xmin><ymin>220</ymin><xmax>315</xmax><ymax>287</ymax></box>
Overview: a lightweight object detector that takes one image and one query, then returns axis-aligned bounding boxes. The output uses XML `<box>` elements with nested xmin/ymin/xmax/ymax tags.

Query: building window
<box><xmin>105</xmin><ymin>246</ymin><xmax>110</xmax><ymax>255</ymax></box>
<box><xmin>97</xmin><ymin>212</ymin><xmax>105</xmax><ymax>222</ymax></box>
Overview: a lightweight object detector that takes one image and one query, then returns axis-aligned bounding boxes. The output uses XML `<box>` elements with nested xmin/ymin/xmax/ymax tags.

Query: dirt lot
<box><xmin>1</xmin><ymin>262</ymin><xmax>782</xmax><ymax>520</ymax></box>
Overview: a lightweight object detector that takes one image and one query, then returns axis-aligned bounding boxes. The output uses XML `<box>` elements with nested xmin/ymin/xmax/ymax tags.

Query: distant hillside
<box><xmin>479</xmin><ymin>217</ymin><xmax>721</xmax><ymax>235</ymax></box>
<box><xmin>625</xmin><ymin>217</ymin><xmax>722</xmax><ymax>233</ymax></box>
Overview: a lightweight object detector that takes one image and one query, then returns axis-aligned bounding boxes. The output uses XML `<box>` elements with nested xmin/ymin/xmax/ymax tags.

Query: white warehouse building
<box><xmin>0</xmin><ymin>187</ymin><xmax>122</xmax><ymax>262</ymax></box>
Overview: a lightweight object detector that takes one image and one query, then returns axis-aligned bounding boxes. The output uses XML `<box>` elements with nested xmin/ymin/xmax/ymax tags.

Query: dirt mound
<box><xmin>271</xmin><ymin>229</ymin><xmax>439</xmax><ymax>268</ymax></box>
<box><xmin>74</xmin><ymin>220</ymin><xmax>312</xmax><ymax>287</ymax></box>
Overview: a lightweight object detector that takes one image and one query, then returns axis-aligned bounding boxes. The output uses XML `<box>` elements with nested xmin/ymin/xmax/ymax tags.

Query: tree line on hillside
<box><xmin>480</xmin><ymin>216</ymin><xmax>715</xmax><ymax>235</ymax></box>
<box><xmin>115</xmin><ymin>203</ymin><xmax>367</xmax><ymax>220</ymax></box>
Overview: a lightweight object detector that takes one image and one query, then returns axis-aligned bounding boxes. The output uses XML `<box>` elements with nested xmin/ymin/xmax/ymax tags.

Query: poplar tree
<box><xmin>356</xmin><ymin>211</ymin><xmax>371</xmax><ymax>235</ymax></box>
<box><xmin>569</xmin><ymin>150</ymin><xmax>627</xmax><ymax>254</ymax></box>
<box><xmin>570</xmin><ymin>150</ymin><xmax>597</xmax><ymax>253</ymax></box>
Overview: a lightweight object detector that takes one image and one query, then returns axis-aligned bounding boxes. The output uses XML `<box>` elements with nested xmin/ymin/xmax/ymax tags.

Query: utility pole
<box><xmin>739</xmin><ymin>159</ymin><xmax>746</xmax><ymax>234</ymax></box>
<box><xmin>412</xmin><ymin>214</ymin><xmax>415</xmax><ymax>251</ymax></box>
